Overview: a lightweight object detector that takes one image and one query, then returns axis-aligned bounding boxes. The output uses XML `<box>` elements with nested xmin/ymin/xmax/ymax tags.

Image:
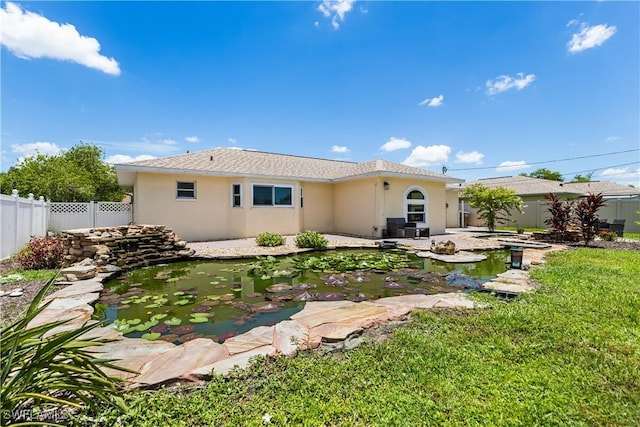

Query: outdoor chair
<box><xmin>610</xmin><ymin>219</ymin><xmax>625</xmax><ymax>238</ymax></box>
<box><xmin>386</xmin><ymin>217</ymin><xmax>407</xmax><ymax>238</ymax></box>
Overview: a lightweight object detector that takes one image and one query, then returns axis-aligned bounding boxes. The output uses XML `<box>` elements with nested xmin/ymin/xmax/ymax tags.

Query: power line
<box><xmin>447</xmin><ymin>148</ymin><xmax>640</xmax><ymax>171</ymax></box>
<box><xmin>562</xmin><ymin>161</ymin><xmax>640</xmax><ymax>177</ymax></box>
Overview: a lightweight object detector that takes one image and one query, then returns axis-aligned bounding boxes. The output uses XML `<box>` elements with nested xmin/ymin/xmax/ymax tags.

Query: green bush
<box><xmin>255</xmin><ymin>232</ymin><xmax>286</xmax><ymax>247</ymax></box>
<box><xmin>16</xmin><ymin>235</ymin><xmax>65</xmax><ymax>270</ymax></box>
<box><xmin>1</xmin><ymin>275</ymin><xmax>131</xmax><ymax>425</ymax></box>
<box><xmin>294</xmin><ymin>230</ymin><xmax>328</xmax><ymax>249</ymax></box>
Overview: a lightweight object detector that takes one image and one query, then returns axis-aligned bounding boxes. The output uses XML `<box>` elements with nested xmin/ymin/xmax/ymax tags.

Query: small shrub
<box><xmin>599</xmin><ymin>230</ymin><xmax>618</xmax><ymax>242</ymax></box>
<box><xmin>575</xmin><ymin>193</ymin><xmax>607</xmax><ymax>246</ymax></box>
<box><xmin>16</xmin><ymin>235</ymin><xmax>64</xmax><ymax>270</ymax></box>
<box><xmin>294</xmin><ymin>230</ymin><xmax>328</xmax><ymax>249</ymax></box>
<box><xmin>255</xmin><ymin>232</ymin><xmax>286</xmax><ymax>247</ymax></box>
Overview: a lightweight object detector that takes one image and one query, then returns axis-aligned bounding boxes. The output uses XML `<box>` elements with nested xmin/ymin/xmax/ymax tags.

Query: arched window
<box><xmin>404</xmin><ymin>187</ymin><xmax>427</xmax><ymax>225</ymax></box>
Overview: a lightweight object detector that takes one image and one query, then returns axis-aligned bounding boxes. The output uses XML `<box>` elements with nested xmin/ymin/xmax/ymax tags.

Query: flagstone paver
<box><xmin>273</xmin><ymin>320</ymin><xmax>312</xmax><ymax>355</ymax></box>
<box><xmin>135</xmin><ymin>338</ymin><xmax>228</xmax><ymax>386</ymax></box>
<box><xmin>416</xmin><ymin>251</ymin><xmax>487</xmax><ymax>263</ymax></box>
<box><xmin>44</xmin><ymin>280</ymin><xmax>103</xmax><ymax>301</ymax></box>
<box><xmin>45</xmin><ymin>293</ymin><xmax>101</xmax><ymax>310</ymax></box>
<box><xmin>290</xmin><ymin>301</ymin><xmax>389</xmax><ymax>329</ymax></box>
<box><xmin>224</xmin><ymin>326</ymin><xmax>275</xmax><ymax>355</ymax></box>
<box><xmin>203</xmin><ymin>345</ymin><xmax>278</xmax><ymax>376</ymax></box>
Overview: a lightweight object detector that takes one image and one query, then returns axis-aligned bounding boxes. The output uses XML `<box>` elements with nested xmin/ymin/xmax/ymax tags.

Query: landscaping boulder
<box><xmin>432</xmin><ymin>240</ymin><xmax>456</xmax><ymax>255</ymax></box>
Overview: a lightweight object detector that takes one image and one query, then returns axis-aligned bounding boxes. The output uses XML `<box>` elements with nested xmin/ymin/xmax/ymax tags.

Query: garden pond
<box><xmin>96</xmin><ymin>249</ymin><xmax>510</xmax><ymax>344</ymax></box>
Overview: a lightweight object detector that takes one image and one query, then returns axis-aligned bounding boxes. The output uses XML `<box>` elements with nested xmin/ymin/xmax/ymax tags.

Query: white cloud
<box><xmin>185</xmin><ymin>136</ymin><xmax>200</xmax><ymax>143</ymax></box>
<box><xmin>331</xmin><ymin>145</ymin><xmax>349</xmax><ymax>153</ymax></box>
<box><xmin>604</xmin><ymin>136</ymin><xmax>620</xmax><ymax>143</ymax></box>
<box><xmin>496</xmin><ymin>160</ymin><xmax>530</xmax><ymax>172</ymax></box>
<box><xmin>0</xmin><ymin>2</ymin><xmax>120</xmax><ymax>75</ymax></box>
<box><xmin>317</xmin><ymin>0</ymin><xmax>356</xmax><ymax>29</ymax></box>
<box><xmin>567</xmin><ymin>22</ymin><xmax>617</xmax><ymax>54</ymax></box>
<box><xmin>403</xmin><ymin>145</ymin><xmax>451</xmax><ymax>167</ymax></box>
<box><xmin>161</xmin><ymin>139</ymin><xmax>176</xmax><ymax>145</ymax></box>
<box><xmin>418</xmin><ymin>95</ymin><xmax>444</xmax><ymax>108</ymax></box>
<box><xmin>11</xmin><ymin>141</ymin><xmax>62</xmax><ymax>156</ymax></box>
<box><xmin>228</xmin><ymin>137</ymin><xmax>237</xmax><ymax>145</ymax></box>
<box><xmin>599</xmin><ymin>167</ymin><xmax>640</xmax><ymax>186</ymax></box>
<box><xmin>455</xmin><ymin>151</ymin><xmax>484</xmax><ymax>164</ymax></box>
<box><xmin>380</xmin><ymin>137</ymin><xmax>412</xmax><ymax>152</ymax></box>
<box><xmin>105</xmin><ymin>154</ymin><xmax>156</xmax><ymax>164</ymax></box>
<box><xmin>486</xmin><ymin>73</ymin><xmax>536</xmax><ymax>95</ymax></box>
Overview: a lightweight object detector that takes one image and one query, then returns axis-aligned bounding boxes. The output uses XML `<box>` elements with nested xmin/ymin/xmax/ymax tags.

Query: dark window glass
<box><xmin>274</xmin><ymin>187</ymin><xmax>292</xmax><ymax>206</ymax></box>
<box><xmin>253</xmin><ymin>186</ymin><xmax>273</xmax><ymax>205</ymax></box>
<box><xmin>232</xmin><ymin>184</ymin><xmax>241</xmax><ymax>207</ymax></box>
<box><xmin>177</xmin><ymin>181</ymin><xmax>195</xmax><ymax>199</ymax></box>
<box><xmin>407</xmin><ymin>190</ymin><xmax>424</xmax><ymax>200</ymax></box>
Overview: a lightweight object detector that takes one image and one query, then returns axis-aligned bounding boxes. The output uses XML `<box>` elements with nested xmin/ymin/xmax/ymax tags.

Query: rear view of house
<box><xmin>115</xmin><ymin>148</ymin><xmax>463</xmax><ymax>241</ymax></box>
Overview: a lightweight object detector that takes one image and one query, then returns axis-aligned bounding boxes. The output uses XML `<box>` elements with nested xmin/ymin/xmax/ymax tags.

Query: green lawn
<box><xmin>95</xmin><ymin>248</ymin><xmax>640</xmax><ymax>426</ymax></box>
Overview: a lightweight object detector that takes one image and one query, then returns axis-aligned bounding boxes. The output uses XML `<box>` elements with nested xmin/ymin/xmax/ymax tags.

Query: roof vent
<box><xmin>210</xmin><ymin>156</ymin><xmax>213</xmax><ymax>161</ymax></box>
<box><xmin>376</xmin><ymin>159</ymin><xmax>384</xmax><ymax>170</ymax></box>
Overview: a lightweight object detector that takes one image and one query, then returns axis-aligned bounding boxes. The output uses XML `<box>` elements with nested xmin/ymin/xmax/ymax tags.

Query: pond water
<box><xmin>96</xmin><ymin>249</ymin><xmax>509</xmax><ymax>344</ymax></box>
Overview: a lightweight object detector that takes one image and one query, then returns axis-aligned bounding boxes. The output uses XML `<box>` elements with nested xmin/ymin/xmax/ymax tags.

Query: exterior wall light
<box><xmin>383</xmin><ymin>181</ymin><xmax>390</xmax><ymax>190</ymax></box>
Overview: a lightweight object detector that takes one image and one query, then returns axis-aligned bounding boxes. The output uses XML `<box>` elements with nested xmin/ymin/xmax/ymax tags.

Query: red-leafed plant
<box><xmin>16</xmin><ymin>235</ymin><xmax>65</xmax><ymax>270</ymax></box>
<box><xmin>544</xmin><ymin>193</ymin><xmax>574</xmax><ymax>242</ymax></box>
<box><xmin>574</xmin><ymin>193</ymin><xmax>607</xmax><ymax>246</ymax></box>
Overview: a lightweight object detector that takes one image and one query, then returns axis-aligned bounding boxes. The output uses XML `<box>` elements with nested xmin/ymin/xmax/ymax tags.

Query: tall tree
<box><xmin>0</xmin><ymin>144</ymin><xmax>124</xmax><ymax>202</ymax></box>
<box><xmin>520</xmin><ymin>168</ymin><xmax>564</xmax><ymax>181</ymax></box>
<box><xmin>571</xmin><ymin>172</ymin><xmax>593</xmax><ymax>183</ymax></box>
<box><xmin>461</xmin><ymin>184</ymin><xmax>524</xmax><ymax>232</ymax></box>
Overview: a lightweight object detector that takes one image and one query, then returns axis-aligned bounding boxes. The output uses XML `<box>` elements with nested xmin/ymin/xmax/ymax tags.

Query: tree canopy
<box><xmin>520</xmin><ymin>168</ymin><xmax>564</xmax><ymax>181</ymax></box>
<box><xmin>0</xmin><ymin>144</ymin><xmax>124</xmax><ymax>202</ymax></box>
<box><xmin>462</xmin><ymin>184</ymin><xmax>524</xmax><ymax>232</ymax></box>
<box><xmin>571</xmin><ymin>173</ymin><xmax>593</xmax><ymax>183</ymax></box>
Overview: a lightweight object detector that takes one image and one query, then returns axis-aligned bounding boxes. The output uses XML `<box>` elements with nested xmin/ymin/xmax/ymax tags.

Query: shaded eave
<box><xmin>115</xmin><ymin>164</ymin><xmax>464</xmax><ymax>187</ymax></box>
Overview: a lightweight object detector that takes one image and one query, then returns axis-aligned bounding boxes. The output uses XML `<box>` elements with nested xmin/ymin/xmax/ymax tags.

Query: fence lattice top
<box><xmin>50</xmin><ymin>203</ymin><xmax>89</xmax><ymax>214</ymax></box>
<box><xmin>97</xmin><ymin>202</ymin><xmax>132</xmax><ymax>213</ymax></box>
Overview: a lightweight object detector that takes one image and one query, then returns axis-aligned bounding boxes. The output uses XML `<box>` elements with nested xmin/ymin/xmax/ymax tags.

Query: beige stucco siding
<box><xmin>333</xmin><ymin>178</ymin><xmax>381</xmax><ymax>238</ymax></box>
<box><xmin>134</xmin><ymin>173</ymin><xmax>231</xmax><ymax>241</ymax></box>
<box><xmin>300</xmin><ymin>182</ymin><xmax>334</xmax><ymax>232</ymax></box>
<box><xmin>377</xmin><ymin>178</ymin><xmax>448</xmax><ymax>235</ymax></box>
<box><xmin>446</xmin><ymin>190</ymin><xmax>460</xmax><ymax>228</ymax></box>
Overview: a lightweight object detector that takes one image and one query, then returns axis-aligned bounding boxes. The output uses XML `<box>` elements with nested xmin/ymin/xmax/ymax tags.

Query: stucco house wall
<box><xmin>118</xmin><ymin>148</ymin><xmax>463</xmax><ymax>241</ymax></box>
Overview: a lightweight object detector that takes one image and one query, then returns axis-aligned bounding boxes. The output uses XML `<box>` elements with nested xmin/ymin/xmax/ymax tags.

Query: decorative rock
<box><xmin>9</xmin><ymin>290</ymin><xmax>24</xmax><ymax>297</ymax></box>
<box><xmin>432</xmin><ymin>240</ymin><xmax>456</xmax><ymax>255</ymax></box>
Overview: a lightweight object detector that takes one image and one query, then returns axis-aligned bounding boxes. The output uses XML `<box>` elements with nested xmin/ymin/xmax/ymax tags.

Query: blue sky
<box><xmin>2</xmin><ymin>1</ymin><xmax>639</xmax><ymax>186</ymax></box>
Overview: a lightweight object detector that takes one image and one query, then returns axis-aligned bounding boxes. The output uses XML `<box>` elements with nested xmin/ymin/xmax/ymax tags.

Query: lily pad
<box><xmin>164</xmin><ymin>317</ymin><xmax>182</xmax><ymax>326</ymax></box>
<box><xmin>158</xmin><ymin>334</ymin><xmax>179</xmax><ymax>342</ymax></box>
<box><xmin>209</xmin><ymin>281</ymin><xmax>220</xmax><ymax>285</ymax></box>
<box><xmin>150</xmin><ymin>324</ymin><xmax>171</xmax><ymax>333</ymax></box>
<box><xmin>127</xmin><ymin>318</ymin><xmax>142</xmax><ymax>325</ymax></box>
<box><xmin>141</xmin><ymin>332</ymin><xmax>161</xmax><ymax>341</ymax></box>
<box><xmin>205</xmin><ymin>295</ymin><xmax>221</xmax><ymax>300</ymax></box>
<box><xmin>151</xmin><ymin>313</ymin><xmax>168</xmax><ymax>320</ymax></box>
<box><xmin>219</xmin><ymin>294</ymin><xmax>235</xmax><ymax>301</ymax></box>
<box><xmin>191</xmin><ymin>306</ymin><xmax>210</xmax><ymax>313</ymax></box>
<box><xmin>173</xmin><ymin>291</ymin><xmax>186</xmax><ymax>296</ymax></box>
<box><xmin>175</xmin><ymin>299</ymin><xmax>191</xmax><ymax>306</ymax></box>
<box><xmin>135</xmin><ymin>323</ymin><xmax>151</xmax><ymax>332</ymax></box>
<box><xmin>189</xmin><ymin>317</ymin><xmax>209</xmax><ymax>323</ymax></box>
<box><xmin>144</xmin><ymin>303</ymin><xmax>160</xmax><ymax>308</ymax></box>
<box><xmin>246</xmin><ymin>292</ymin><xmax>263</xmax><ymax>298</ymax></box>
<box><xmin>166</xmin><ymin>277</ymin><xmax>180</xmax><ymax>283</ymax></box>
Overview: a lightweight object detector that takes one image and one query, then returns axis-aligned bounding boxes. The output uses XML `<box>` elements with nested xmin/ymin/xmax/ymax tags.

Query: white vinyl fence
<box><xmin>1</xmin><ymin>190</ymin><xmax>49</xmax><ymax>259</ymax></box>
<box><xmin>1</xmin><ymin>190</ymin><xmax>133</xmax><ymax>259</ymax></box>
<box><xmin>49</xmin><ymin>201</ymin><xmax>132</xmax><ymax>232</ymax></box>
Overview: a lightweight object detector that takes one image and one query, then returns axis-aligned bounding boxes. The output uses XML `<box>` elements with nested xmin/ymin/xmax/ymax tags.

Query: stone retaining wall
<box><xmin>62</xmin><ymin>225</ymin><xmax>195</xmax><ymax>271</ymax></box>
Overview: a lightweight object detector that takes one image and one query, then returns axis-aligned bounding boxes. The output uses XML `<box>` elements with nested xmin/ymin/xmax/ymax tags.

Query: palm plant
<box><xmin>1</xmin><ymin>275</ymin><xmax>131</xmax><ymax>426</ymax></box>
<box><xmin>544</xmin><ymin>193</ymin><xmax>574</xmax><ymax>242</ymax></box>
<box><xmin>574</xmin><ymin>193</ymin><xmax>607</xmax><ymax>246</ymax></box>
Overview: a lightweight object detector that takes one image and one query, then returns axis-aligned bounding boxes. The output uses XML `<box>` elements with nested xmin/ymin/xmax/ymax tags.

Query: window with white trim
<box><xmin>252</xmin><ymin>184</ymin><xmax>293</xmax><ymax>207</ymax></box>
<box><xmin>232</xmin><ymin>183</ymin><xmax>242</xmax><ymax>207</ymax></box>
<box><xmin>176</xmin><ymin>181</ymin><xmax>196</xmax><ymax>199</ymax></box>
<box><xmin>405</xmin><ymin>188</ymin><xmax>427</xmax><ymax>223</ymax></box>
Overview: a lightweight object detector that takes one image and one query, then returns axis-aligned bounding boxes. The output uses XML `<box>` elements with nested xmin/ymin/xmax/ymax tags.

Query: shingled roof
<box><xmin>451</xmin><ymin>175</ymin><xmax>639</xmax><ymax>197</ymax></box>
<box><xmin>115</xmin><ymin>148</ymin><xmax>462</xmax><ymax>186</ymax></box>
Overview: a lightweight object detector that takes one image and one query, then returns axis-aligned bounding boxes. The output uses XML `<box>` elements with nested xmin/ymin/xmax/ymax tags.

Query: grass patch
<box><xmin>625</xmin><ymin>232</ymin><xmax>639</xmax><ymax>241</ymax></box>
<box><xmin>94</xmin><ymin>248</ymin><xmax>640</xmax><ymax>426</ymax></box>
<box><xmin>0</xmin><ymin>268</ymin><xmax>58</xmax><ymax>283</ymax></box>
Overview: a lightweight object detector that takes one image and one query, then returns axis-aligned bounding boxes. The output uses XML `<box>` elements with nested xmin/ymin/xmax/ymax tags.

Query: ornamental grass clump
<box><xmin>294</xmin><ymin>230</ymin><xmax>328</xmax><ymax>250</ymax></box>
<box><xmin>1</xmin><ymin>275</ymin><xmax>131</xmax><ymax>425</ymax></box>
<box><xmin>255</xmin><ymin>232</ymin><xmax>286</xmax><ymax>247</ymax></box>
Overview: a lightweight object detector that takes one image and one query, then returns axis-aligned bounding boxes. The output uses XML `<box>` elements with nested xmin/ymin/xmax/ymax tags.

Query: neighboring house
<box><xmin>115</xmin><ymin>148</ymin><xmax>463</xmax><ymax>241</ymax></box>
<box><xmin>451</xmin><ymin>175</ymin><xmax>640</xmax><ymax>233</ymax></box>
